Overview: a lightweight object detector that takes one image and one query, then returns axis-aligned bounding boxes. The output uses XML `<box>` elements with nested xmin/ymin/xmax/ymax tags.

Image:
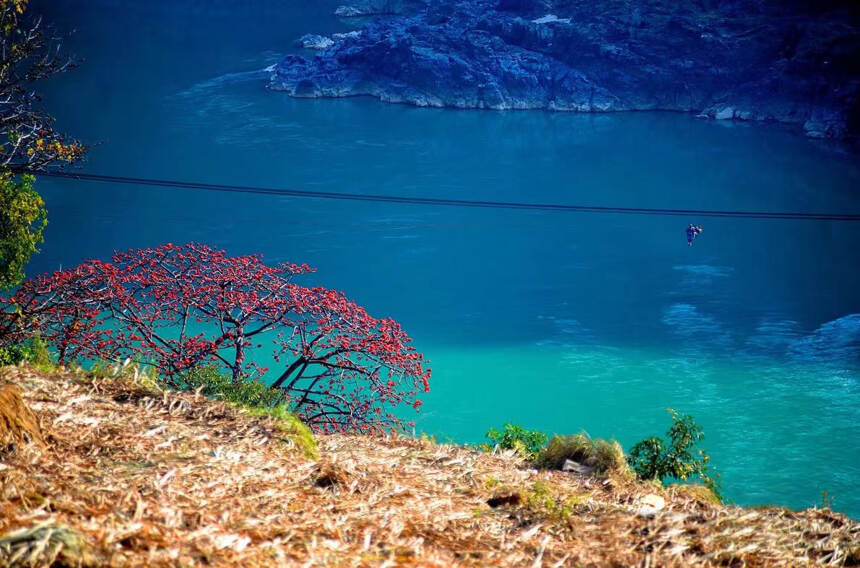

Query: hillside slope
<box><xmin>0</xmin><ymin>366</ymin><xmax>857</xmax><ymax>567</ymax></box>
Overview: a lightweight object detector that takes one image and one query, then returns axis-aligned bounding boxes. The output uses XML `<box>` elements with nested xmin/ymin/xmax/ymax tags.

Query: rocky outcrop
<box><xmin>296</xmin><ymin>34</ymin><xmax>335</xmax><ymax>50</ymax></box>
<box><xmin>271</xmin><ymin>0</ymin><xmax>860</xmax><ymax>139</ymax></box>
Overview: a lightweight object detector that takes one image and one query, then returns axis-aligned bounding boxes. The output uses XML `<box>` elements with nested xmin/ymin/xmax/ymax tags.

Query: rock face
<box><xmin>296</xmin><ymin>34</ymin><xmax>335</xmax><ymax>50</ymax></box>
<box><xmin>270</xmin><ymin>0</ymin><xmax>860</xmax><ymax>139</ymax></box>
<box><xmin>636</xmin><ymin>494</ymin><xmax>666</xmax><ymax>517</ymax></box>
<box><xmin>562</xmin><ymin>458</ymin><xmax>596</xmax><ymax>476</ymax></box>
<box><xmin>333</xmin><ymin>1</ymin><xmax>416</xmax><ymax>18</ymax></box>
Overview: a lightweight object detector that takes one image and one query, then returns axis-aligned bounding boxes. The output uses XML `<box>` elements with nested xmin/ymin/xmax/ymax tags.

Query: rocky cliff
<box><xmin>271</xmin><ymin>0</ymin><xmax>860</xmax><ymax>139</ymax></box>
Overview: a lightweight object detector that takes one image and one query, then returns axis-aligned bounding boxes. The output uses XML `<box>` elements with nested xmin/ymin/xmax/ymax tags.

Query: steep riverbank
<box><xmin>271</xmin><ymin>0</ymin><xmax>860</xmax><ymax>140</ymax></box>
<box><xmin>1</xmin><ymin>364</ymin><xmax>858</xmax><ymax>566</ymax></box>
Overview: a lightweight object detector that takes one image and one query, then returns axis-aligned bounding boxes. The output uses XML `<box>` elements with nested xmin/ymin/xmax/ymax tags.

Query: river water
<box><xmin>31</xmin><ymin>0</ymin><xmax>860</xmax><ymax>515</ymax></box>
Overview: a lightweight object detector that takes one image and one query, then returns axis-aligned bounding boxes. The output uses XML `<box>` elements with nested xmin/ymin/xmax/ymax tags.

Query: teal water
<box><xmin>31</xmin><ymin>1</ymin><xmax>860</xmax><ymax>515</ymax></box>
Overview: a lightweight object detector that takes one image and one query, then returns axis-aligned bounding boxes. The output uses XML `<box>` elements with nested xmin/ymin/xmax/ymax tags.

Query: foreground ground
<box><xmin>0</xmin><ymin>366</ymin><xmax>857</xmax><ymax>567</ymax></box>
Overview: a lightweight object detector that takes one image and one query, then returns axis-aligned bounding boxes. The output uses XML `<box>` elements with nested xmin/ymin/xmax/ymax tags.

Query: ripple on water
<box><xmin>789</xmin><ymin>314</ymin><xmax>860</xmax><ymax>368</ymax></box>
<box><xmin>661</xmin><ymin>303</ymin><xmax>734</xmax><ymax>351</ymax></box>
<box><xmin>744</xmin><ymin>316</ymin><xmax>803</xmax><ymax>354</ymax></box>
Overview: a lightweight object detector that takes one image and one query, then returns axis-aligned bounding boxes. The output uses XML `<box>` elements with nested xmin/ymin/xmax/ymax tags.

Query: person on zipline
<box><xmin>686</xmin><ymin>224</ymin><xmax>703</xmax><ymax>246</ymax></box>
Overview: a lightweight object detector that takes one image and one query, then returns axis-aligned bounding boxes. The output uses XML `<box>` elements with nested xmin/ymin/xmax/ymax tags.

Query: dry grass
<box><xmin>0</xmin><ymin>522</ymin><xmax>94</xmax><ymax>567</ymax></box>
<box><xmin>669</xmin><ymin>482</ymin><xmax>723</xmax><ymax>505</ymax></box>
<box><xmin>535</xmin><ymin>432</ymin><xmax>630</xmax><ymax>477</ymax></box>
<box><xmin>0</xmin><ymin>365</ymin><xmax>857</xmax><ymax>567</ymax></box>
<box><xmin>0</xmin><ymin>385</ymin><xmax>44</xmax><ymax>451</ymax></box>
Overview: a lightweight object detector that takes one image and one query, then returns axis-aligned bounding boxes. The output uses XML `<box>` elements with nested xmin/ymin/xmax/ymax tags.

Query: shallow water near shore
<box><xmin>31</xmin><ymin>0</ymin><xmax>860</xmax><ymax>515</ymax></box>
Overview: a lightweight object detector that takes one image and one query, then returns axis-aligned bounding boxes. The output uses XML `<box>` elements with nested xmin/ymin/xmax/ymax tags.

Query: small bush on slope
<box><xmin>0</xmin><ymin>335</ymin><xmax>52</xmax><ymax>370</ymax></box>
<box><xmin>627</xmin><ymin>409</ymin><xmax>721</xmax><ymax>501</ymax></box>
<box><xmin>0</xmin><ymin>345</ymin><xmax>28</xmax><ymax>367</ymax></box>
<box><xmin>482</xmin><ymin>423</ymin><xmax>548</xmax><ymax>459</ymax></box>
<box><xmin>178</xmin><ymin>365</ymin><xmax>286</xmax><ymax>409</ymax></box>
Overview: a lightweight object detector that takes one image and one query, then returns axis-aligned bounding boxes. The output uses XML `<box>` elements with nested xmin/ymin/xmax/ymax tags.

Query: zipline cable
<box><xmin>40</xmin><ymin>171</ymin><xmax>860</xmax><ymax>221</ymax></box>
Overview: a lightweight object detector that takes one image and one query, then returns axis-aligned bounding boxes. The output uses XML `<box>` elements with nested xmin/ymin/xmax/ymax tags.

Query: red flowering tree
<box><xmin>0</xmin><ymin>243</ymin><xmax>430</xmax><ymax>432</ymax></box>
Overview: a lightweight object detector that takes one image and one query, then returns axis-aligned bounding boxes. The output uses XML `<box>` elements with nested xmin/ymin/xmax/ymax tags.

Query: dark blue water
<box><xmin>31</xmin><ymin>0</ymin><xmax>860</xmax><ymax>515</ymax></box>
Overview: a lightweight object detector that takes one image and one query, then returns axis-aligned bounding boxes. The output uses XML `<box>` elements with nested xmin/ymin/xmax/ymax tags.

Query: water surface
<box><xmin>32</xmin><ymin>0</ymin><xmax>860</xmax><ymax>515</ymax></box>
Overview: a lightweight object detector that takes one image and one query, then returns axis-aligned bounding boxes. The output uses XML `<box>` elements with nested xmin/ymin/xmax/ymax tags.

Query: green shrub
<box><xmin>535</xmin><ymin>432</ymin><xmax>629</xmax><ymax>476</ymax></box>
<box><xmin>628</xmin><ymin>409</ymin><xmax>721</xmax><ymax>500</ymax></box>
<box><xmin>0</xmin><ymin>172</ymin><xmax>47</xmax><ymax>290</ymax></box>
<box><xmin>626</xmin><ymin>436</ymin><xmax>663</xmax><ymax>480</ymax></box>
<box><xmin>0</xmin><ymin>344</ymin><xmax>28</xmax><ymax>366</ymax></box>
<box><xmin>24</xmin><ymin>335</ymin><xmax>52</xmax><ymax>369</ymax></box>
<box><xmin>483</xmin><ymin>423</ymin><xmax>548</xmax><ymax>459</ymax></box>
<box><xmin>177</xmin><ymin>365</ymin><xmax>286</xmax><ymax>409</ymax></box>
<box><xmin>0</xmin><ymin>335</ymin><xmax>52</xmax><ymax>369</ymax></box>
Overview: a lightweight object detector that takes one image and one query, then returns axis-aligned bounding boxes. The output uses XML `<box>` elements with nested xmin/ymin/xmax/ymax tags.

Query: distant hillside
<box><xmin>1</xmin><ymin>365</ymin><xmax>857</xmax><ymax>566</ymax></box>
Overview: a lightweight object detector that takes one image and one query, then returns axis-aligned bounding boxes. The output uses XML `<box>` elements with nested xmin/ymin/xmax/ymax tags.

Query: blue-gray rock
<box><xmin>296</xmin><ymin>34</ymin><xmax>335</xmax><ymax>50</ymax></box>
<box><xmin>334</xmin><ymin>5</ymin><xmax>366</xmax><ymax>17</ymax></box>
<box><xmin>272</xmin><ymin>0</ymin><xmax>860</xmax><ymax>140</ymax></box>
<box><xmin>562</xmin><ymin>459</ymin><xmax>595</xmax><ymax>476</ymax></box>
<box><xmin>334</xmin><ymin>1</ymin><xmax>416</xmax><ymax>18</ymax></box>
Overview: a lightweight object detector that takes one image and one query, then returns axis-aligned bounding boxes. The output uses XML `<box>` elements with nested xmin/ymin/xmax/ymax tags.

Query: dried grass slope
<box><xmin>0</xmin><ymin>365</ymin><xmax>857</xmax><ymax>567</ymax></box>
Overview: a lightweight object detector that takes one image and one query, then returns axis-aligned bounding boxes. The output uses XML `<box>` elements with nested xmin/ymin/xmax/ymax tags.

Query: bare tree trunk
<box><xmin>232</xmin><ymin>332</ymin><xmax>245</xmax><ymax>385</ymax></box>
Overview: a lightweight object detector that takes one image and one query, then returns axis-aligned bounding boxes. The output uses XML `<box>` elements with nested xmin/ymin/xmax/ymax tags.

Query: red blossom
<box><xmin>0</xmin><ymin>243</ymin><xmax>430</xmax><ymax>433</ymax></box>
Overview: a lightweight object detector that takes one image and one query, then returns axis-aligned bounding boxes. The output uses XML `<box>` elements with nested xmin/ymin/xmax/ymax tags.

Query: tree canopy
<box><xmin>0</xmin><ymin>171</ymin><xmax>44</xmax><ymax>289</ymax></box>
<box><xmin>0</xmin><ymin>0</ymin><xmax>86</xmax><ymax>288</ymax></box>
<box><xmin>0</xmin><ymin>243</ymin><xmax>431</xmax><ymax>433</ymax></box>
<box><xmin>1</xmin><ymin>0</ymin><xmax>84</xmax><ymax>172</ymax></box>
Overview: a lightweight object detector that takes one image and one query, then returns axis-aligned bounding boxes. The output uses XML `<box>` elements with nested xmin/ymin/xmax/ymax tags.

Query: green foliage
<box><xmin>0</xmin><ymin>344</ymin><xmax>27</xmax><ymax>366</ymax></box>
<box><xmin>177</xmin><ymin>365</ymin><xmax>286</xmax><ymax>409</ymax></box>
<box><xmin>535</xmin><ymin>432</ymin><xmax>630</xmax><ymax>476</ymax></box>
<box><xmin>0</xmin><ymin>172</ymin><xmax>46</xmax><ymax>290</ymax></box>
<box><xmin>24</xmin><ymin>334</ymin><xmax>52</xmax><ymax>369</ymax></box>
<box><xmin>628</xmin><ymin>409</ymin><xmax>721</xmax><ymax>500</ymax></box>
<box><xmin>626</xmin><ymin>436</ymin><xmax>664</xmax><ymax>480</ymax></box>
<box><xmin>483</xmin><ymin>423</ymin><xmax>548</xmax><ymax>459</ymax></box>
<box><xmin>0</xmin><ymin>335</ymin><xmax>52</xmax><ymax>369</ymax></box>
<box><xmin>0</xmin><ymin>0</ymin><xmax>87</xmax><ymax>289</ymax></box>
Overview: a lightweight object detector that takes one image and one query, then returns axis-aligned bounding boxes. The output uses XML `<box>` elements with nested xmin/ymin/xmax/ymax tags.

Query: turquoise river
<box><xmin>30</xmin><ymin>0</ymin><xmax>860</xmax><ymax>515</ymax></box>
